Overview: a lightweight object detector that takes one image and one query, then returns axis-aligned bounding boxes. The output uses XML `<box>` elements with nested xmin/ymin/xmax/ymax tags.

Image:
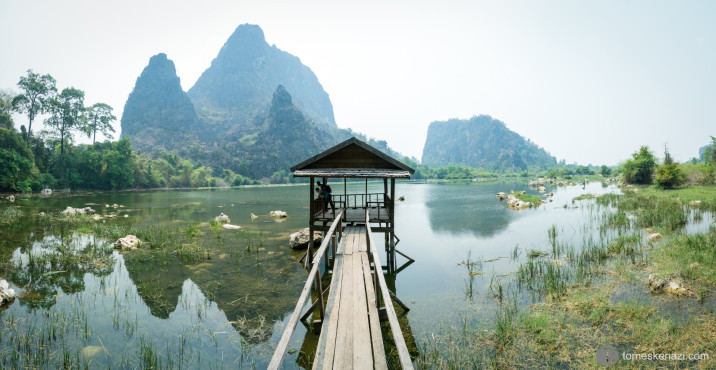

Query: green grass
<box><xmin>572</xmin><ymin>193</ymin><xmax>597</xmax><ymax>201</ymax></box>
<box><xmin>515</xmin><ymin>193</ymin><xmax>541</xmax><ymax>204</ymax></box>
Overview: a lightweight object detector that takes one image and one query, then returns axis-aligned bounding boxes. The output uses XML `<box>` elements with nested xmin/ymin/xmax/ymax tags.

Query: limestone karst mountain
<box><xmin>422</xmin><ymin>115</ymin><xmax>557</xmax><ymax>171</ymax></box>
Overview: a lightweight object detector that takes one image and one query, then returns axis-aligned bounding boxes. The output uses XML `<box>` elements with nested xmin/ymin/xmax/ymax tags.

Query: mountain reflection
<box><xmin>425</xmin><ymin>183</ymin><xmax>519</xmax><ymax>238</ymax></box>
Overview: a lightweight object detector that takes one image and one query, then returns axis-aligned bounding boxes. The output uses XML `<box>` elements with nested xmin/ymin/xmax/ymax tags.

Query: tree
<box><xmin>702</xmin><ymin>136</ymin><xmax>716</xmax><ymax>166</ymax></box>
<box><xmin>655</xmin><ymin>148</ymin><xmax>685</xmax><ymax>189</ymax></box>
<box><xmin>84</xmin><ymin>102</ymin><xmax>116</xmax><ymax>144</ymax></box>
<box><xmin>12</xmin><ymin>70</ymin><xmax>56</xmax><ymax>139</ymax></box>
<box><xmin>0</xmin><ymin>127</ymin><xmax>35</xmax><ymax>191</ymax></box>
<box><xmin>600</xmin><ymin>165</ymin><xmax>612</xmax><ymax>177</ymax></box>
<box><xmin>44</xmin><ymin>87</ymin><xmax>85</xmax><ymax>154</ymax></box>
<box><xmin>620</xmin><ymin>146</ymin><xmax>657</xmax><ymax>185</ymax></box>
<box><xmin>0</xmin><ymin>90</ymin><xmax>15</xmax><ymax>115</ymax></box>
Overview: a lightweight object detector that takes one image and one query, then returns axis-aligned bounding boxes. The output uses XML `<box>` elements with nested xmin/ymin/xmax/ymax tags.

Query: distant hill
<box><xmin>421</xmin><ymin>115</ymin><xmax>557</xmax><ymax>171</ymax></box>
<box><xmin>120</xmin><ymin>53</ymin><xmax>198</xmax><ymax>151</ymax></box>
<box><xmin>119</xmin><ymin>24</ymin><xmax>404</xmax><ymax>179</ymax></box>
<box><xmin>188</xmin><ymin>24</ymin><xmax>335</xmax><ymax>131</ymax></box>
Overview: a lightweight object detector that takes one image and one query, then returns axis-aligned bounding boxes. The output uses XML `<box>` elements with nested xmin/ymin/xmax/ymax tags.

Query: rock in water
<box><xmin>270</xmin><ymin>210</ymin><xmax>288</xmax><ymax>218</ymax></box>
<box><xmin>223</xmin><ymin>224</ymin><xmax>241</xmax><ymax>230</ymax></box>
<box><xmin>0</xmin><ymin>279</ymin><xmax>16</xmax><ymax>305</ymax></box>
<box><xmin>648</xmin><ymin>233</ymin><xmax>662</xmax><ymax>242</ymax></box>
<box><xmin>62</xmin><ymin>206</ymin><xmax>96</xmax><ymax>216</ymax></box>
<box><xmin>289</xmin><ymin>228</ymin><xmax>323</xmax><ymax>249</ymax></box>
<box><xmin>215</xmin><ymin>213</ymin><xmax>230</xmax><ymax>223</ymax></box>
<box><xmin>114</xmin><ymin>235</ymin><xmax>142</xmax><ymax>250</ymax></box>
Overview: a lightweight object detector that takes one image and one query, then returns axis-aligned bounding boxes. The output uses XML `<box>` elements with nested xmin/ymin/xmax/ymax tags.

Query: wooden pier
<box><xmin>269</xmin><ymin>212</ymin><xmax>413</xmax><ymax>369</ymax></box>
<box><xmin>269</xmin><ymin>137</ymin><xmax>416</xmax><ymax>369</ymax></box>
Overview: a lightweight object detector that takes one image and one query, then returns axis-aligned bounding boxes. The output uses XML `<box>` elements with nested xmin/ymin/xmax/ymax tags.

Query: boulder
<box><xmin>398</xmin><ymin>196</ymin><xmax>405</xmax><ymax>201</ymax></box>
<box><xmin>250</xmin><ymin>213</ymin><xmax>258</xmax><ymax>219</ymax></box>
<box><xmin>647</xmin><ymin>274</ymin><xmax>665</xmax><ymax>292</ymax></box>
<box><xmin>0</xmin><ymin>279</ymin><xmax>16</xmax><ymax>305</ymax></box>
<box><xmin>7</xmin><ymin>195</ymin><xmax>15</xmax><ymax>203</ymax></box>
<box><xmin>270</xmin><ymin>210</ymin><xmax>288</xmax><ymax>218</ymax></box>
<box><xmin>648</xmin><ymin>274</ymin><xmax>693</xmax><ymax>296</ymax></box>
<box><xmin>289</xmin><ymin>228</ymin><xmax>323</xmax><ymax>249</ymax></box>
<box><xmin>648</xmin><ymin>233</ymin><xmax>662</xmax><ymax>242</ymax></box>
<box><xmin>62</xmin><ymin>206</ymin><xmax>95</xmax><ymax>216</ymax></box>
<box><xmin>215</xmin><ymin>213</ymin><xmax>230</xmax><ymax>223</ymax></box>
<box><xmin>114</xmin><ymin>235</ymin><xmax>142</xmax><ymax>250</ymax></box>
<box><xmin>223</xmin><ymin>224</ymin><xmax>241</xmax><ymax>230</ymax></box>
<box><xmin>537</xmin><ymin>186</ymin><xmax>546</xmax><ymax>192</ymax></box>
<box><xmin>496</xmin><ymin>192</ymin><xmax>506</xmax><ymax>200</ymax></box>
<box><xmin>37</xmin><ymin>212</ymin><xmax>45</xmax><ymax>217</ymax></box>
<box><xmin>505</xmin><ymin>195</ymin><xmax>533</xmax><ymax>209</ymax></box>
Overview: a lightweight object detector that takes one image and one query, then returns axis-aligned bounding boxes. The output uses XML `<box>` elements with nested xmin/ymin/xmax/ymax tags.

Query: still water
<box><xmin>2</xmin><ymin>181</ymin><xmax>692</xmax><ymax>368</ymax></box>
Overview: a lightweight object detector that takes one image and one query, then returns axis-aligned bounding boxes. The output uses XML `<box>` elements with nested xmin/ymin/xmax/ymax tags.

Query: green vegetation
<box><xmin>515</xmin><ymin>192</ymin><xmax>541</xmax><ymax>204</ymax></box>
<box><xmin>419</xmin><ymin>178</ymin><xmax>716</xmax><ymax>368</ymax></box>
<box><xmin>421</xmin><ymin>115</ymin><xmax>558</xmax><ymax>172</ymax></box>
<box><xmin>620</xmin><ymin>145</ymin><xmax>657</xmax><ymax>185</ymax></box>
<box><xmin>655</xmin><ymin>148</ymin><xmax>686</xmax><ymax>189</ymax></box>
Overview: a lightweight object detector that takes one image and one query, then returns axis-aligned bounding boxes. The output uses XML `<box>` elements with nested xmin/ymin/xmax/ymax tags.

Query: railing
<box><xmin>268</xmin><ymin>210</ymin><xmax>344</xmax><ymax>370</ymax></box>
<box><xmin>365</xmin><ymin>210</ymin><xmax>413</xmax><ymax>369</ymax></box>
<box><xmin>332</xmin><ymin>192</ymin><xmax>386</xmax><ymax>209</ymax></box>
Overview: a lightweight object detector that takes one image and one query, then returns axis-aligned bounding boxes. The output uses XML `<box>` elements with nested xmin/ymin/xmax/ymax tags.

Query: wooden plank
<box><xmin>352</xmin><ymin>252</ymin><xmax>372</xmax><ymax>368</ymax></box>
<box><xmin>314</xmin><ymin>237</ymin><xmax>346</xmax><ymax>370</ymax></box>
<box><xmin>269</xmin><ymin>211</ymin><xmax>344</xmax><ymax>370</ymax></box>
<box><xmin>357</xmin><ymin>226</ymin><xmax>367</xmax><ymax>253</ymax></box>
<box><xmin>365</xmin><ymin>225</ymin><xmax>413</xmax><ymax>370</ymax></box>
<box><xmin>333</xmin><ymin>244</ymin><xmax>354</xmax><ymax>369</ymax></box>
<box><xmin>343</xmin><ymin>227</ymin><xmax>356</xmax><ymax>255</ymax></box>
<box><xmin>361</xmin><ymin>252</ymin><xmax>387</xmax><ymax>370</ymax></box>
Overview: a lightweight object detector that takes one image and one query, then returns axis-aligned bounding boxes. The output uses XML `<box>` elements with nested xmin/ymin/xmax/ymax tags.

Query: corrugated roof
<box><xmin>291</xmin><ymin>137</ymin><xmax>415</xmax><ymax>177</ymax></box>
<box><xmin>292</xmin><ymin>168</ymin><xmax>412</xmax><ymax>178</ymax></box>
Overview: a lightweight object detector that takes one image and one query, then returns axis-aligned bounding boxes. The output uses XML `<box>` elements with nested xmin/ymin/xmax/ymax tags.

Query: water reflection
<box><xmin>425</xmin><ymin>183</ymin><xmax>525</xmax><ymax>238</ymax></box>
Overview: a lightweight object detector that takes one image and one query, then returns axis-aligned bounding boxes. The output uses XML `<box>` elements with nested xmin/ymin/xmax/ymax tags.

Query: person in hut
<box><xmin>317</xmin><ymin>181</ymin><xmax>336</xmax><ymax>214</ymax></box>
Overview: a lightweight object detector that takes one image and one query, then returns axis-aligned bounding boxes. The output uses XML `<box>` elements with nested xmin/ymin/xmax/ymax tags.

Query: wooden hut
<box><xmin>291</xmin><ymin>137</ymin><xmax>414</xmax><ymax>264</ymax></box>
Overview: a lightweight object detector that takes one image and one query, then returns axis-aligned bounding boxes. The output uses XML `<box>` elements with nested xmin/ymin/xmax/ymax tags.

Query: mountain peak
<box><xmin>227</xmin><ymin>24</ymin><xmax>266</xmax><ymax>45</ymax></box>
<box><xmin>188</xmin><ymin>24</ymin><xmax>335</xmax><ymax>129</ymax></box>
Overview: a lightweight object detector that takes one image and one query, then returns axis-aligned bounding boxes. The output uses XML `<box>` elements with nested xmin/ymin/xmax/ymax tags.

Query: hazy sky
<box><xmin>1</xmin><ymin>0</ymin><xmax>714</xmax><ymax>165</ymax></box>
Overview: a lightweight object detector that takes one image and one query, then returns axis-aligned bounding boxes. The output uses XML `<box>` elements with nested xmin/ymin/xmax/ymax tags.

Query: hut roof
<box><xmin>291</xmin><ymin>137</ymin><xmax>415</xmax><ymax>178</ymax></box>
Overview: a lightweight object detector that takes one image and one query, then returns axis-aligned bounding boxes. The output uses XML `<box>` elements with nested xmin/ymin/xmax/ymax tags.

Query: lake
<box><xmin>1</xmin><ymin>180</ymin><xmax>708</xmax><ymax>368</ymax></box>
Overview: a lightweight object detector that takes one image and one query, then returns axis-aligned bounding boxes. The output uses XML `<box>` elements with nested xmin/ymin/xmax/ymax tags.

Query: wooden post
<box><xmin>344</xmin><ymin>178</ymin><xmax>347</xmax><ymax>209</ymax></box>
<box><xmin>308</xmin><ymin>177</ymin><xmax>315</xmax><ymax>267</ymax></box>
<box><xmin>315</xmin><ymin>270</ymin><xmax>325</xmax><ymax>320</ymax></box>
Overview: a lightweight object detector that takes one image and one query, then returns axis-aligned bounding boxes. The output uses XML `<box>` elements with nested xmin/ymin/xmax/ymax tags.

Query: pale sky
<box><xmin>1</xmin><ymin>0</ymin><xmax>714</xmax><ymax>166</ymax></box>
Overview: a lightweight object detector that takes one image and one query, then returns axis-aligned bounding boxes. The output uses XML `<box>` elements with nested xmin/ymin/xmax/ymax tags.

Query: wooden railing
<box><xmin>332</xmin><ymin>192</ymin><xmax>386</xmax><ymax>209</ymax></box>
<box><xmin>268</xmin><ymin>210</ymin><xmax>344</xmax><ymax>370</ymax></box>
<box><xmin>365</xmin><ymin>210</ymin><xmax>413</xmax><ymax>369</ymax></box>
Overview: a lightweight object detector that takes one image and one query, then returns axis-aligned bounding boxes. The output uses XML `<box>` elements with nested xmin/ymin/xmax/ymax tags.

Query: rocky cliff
<box><xmin>422</xmin><ymin>115</ymin><xmax>557</xmax><ymax>171</ymax></box>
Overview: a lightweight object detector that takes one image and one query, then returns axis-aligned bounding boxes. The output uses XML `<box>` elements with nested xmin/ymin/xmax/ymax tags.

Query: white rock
<box><xmin>648</xmin><ymin>233</ymin><xmax>662</xmax><ymax>242</ymax></box>
<box><xmin>7</xmin><ymin>195</ymin><xmax>15</xmax><ymax>202</ymax></box>
<box><xmin>270</xmin><ymin>210</ymin><xmax>288</xmax><ymax>218</ymax></box>
<box><xmin>223</xmin><ymin>224</ymin><xmax>241</xmax><ymax>230</ymax></box>
<box><xmin>250</xmin><ymin>213</ymin><xmax>258</xmax><ymax>219</ymax></box>
<box><xmin>289</xmin><ymin>228</ymin><xmax>323</xmax><ymax>249</ymax></box>
<box><xmin>0</xmin><ymin>279</ymin><xmax>16</xmax><ymax>305</ymax></box>
<box><xmin>62</xmin><ymin>206</ymin><xmax>95</xmax><ymax>216</ymax></box>
<box><xmin>114</xmin><ymin>235</ymin><xmax>141</xmax><ymax>250</ymax></box>
<box><xmin>215</xmin><ymin>213</ymin><xmax>230</xmax><ymax>223</ymax></box>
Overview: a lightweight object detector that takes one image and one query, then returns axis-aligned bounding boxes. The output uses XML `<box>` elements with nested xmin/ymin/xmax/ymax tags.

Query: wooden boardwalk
<box><xmin>269</xmin><ymin>210</ymin><xmax>412</xmax><ymax>370</ymax></box>
<box><xmin>312</xmin><ymin>226</ymin><xmax>386</xmax><ymax>369</ymax></box>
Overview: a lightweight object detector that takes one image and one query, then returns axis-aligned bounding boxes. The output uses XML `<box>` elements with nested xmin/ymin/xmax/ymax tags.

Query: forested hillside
<box><xmin>422</xmin><ymin>115</ymin><xmax>557</xmax><ymax>171</ymax></box>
